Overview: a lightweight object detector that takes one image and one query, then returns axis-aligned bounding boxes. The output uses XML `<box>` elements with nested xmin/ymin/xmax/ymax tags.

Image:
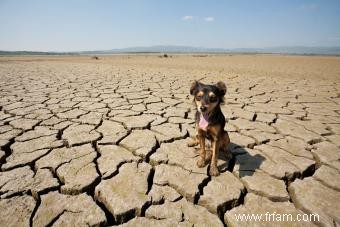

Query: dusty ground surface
<box><xmin>0</xmin><ymin>54</ymin><xmax>340</xmax><ymax>226</ymax></box>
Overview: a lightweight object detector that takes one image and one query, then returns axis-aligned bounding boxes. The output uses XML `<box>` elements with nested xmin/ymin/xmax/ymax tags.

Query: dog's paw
<box><xmin>197</xmin><ymin>158</ymin><xmax>206</xmax><ymax>168</ymax></box>
<box><xmin>187</xmin><ymin>140</ymin><xmax>199</xmax><ymax>147</ymax></box>
<box><xmin>209</xmin><ymin>166</ymin><xmax>220</xmax><ymax>176</ymax></box>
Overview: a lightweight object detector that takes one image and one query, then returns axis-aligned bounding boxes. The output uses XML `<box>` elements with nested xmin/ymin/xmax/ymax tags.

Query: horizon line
<box><xmin>1</xmin><ymin>45</ymin><xmax>340</xmax><ymax>53</ymax></box>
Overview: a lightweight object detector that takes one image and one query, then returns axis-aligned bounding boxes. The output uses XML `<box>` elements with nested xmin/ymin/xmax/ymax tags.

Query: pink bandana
<box><xmin>199</xmin><ymin>113</ymin><xmax>209</xmax><ymax>131</ymax></box>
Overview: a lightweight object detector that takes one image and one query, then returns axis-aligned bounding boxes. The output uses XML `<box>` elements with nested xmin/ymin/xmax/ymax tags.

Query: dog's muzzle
<box><xmin>200</xmin><ymin>106</ymin><xmax>207</xmax><ymax>112</ymax></box>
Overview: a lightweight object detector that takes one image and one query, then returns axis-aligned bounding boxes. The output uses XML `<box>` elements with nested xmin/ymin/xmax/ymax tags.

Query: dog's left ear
<box><xmin>216</xmin><ymin>81</ymin><xmax>227</xmax><ymax>96</ymax></box>
<box><xmin>190</xmin><ymin>81</ymin><xmax>199</xmax><ymax>95</ymax></box>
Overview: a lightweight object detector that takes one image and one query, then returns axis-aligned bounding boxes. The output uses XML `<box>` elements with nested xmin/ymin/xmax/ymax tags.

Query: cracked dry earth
<box><xmin>0</xmin><ymin>55</ymin><xmax>340</xmax><ymax>227</ymax></box>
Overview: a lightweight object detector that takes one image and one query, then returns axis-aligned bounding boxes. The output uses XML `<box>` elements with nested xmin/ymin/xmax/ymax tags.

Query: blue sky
<box><xmin>0</xmin><ymin>0</ymin><xmax>340</xmax><ymax>51</ymax></box>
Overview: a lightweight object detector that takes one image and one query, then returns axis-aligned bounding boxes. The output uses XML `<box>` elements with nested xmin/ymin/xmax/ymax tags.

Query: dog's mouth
<box><xmin>199</xmin><ymin>112</ymin><xmax>209</xmax><ymax>130</ymax></box>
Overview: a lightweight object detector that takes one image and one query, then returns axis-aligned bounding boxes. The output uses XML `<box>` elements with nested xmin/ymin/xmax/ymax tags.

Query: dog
<box><xmin>188</xmin><ymin>81</ymin><xmax>230</xmax><ymax>176</ymax></box>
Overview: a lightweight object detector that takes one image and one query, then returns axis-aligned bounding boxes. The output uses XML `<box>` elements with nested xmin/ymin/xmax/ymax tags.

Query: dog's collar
<box><xmin>199</xmin><ymin>113</ymin><xmax>209</xmax><ymax>131</ymax></box>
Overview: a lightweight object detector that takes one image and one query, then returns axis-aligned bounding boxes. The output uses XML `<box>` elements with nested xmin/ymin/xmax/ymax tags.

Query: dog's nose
<box><xmin>200</xmin><ymin>106</ymin><xmax>207</xmax><ymax>112</ymax></box>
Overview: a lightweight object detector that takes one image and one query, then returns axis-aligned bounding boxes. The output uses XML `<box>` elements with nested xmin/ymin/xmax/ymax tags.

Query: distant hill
<box><xmin>232</xmin><ymin>46</ymin><xmax>340</xmax><ymax>55</ymax></box>
<box><xmin>81</xmin><ymin>45</ymin><xmax>340</xmax><ymax>55</ymax></box>
<box><xmin>80</xmin><ymin>45</ymin><xmax>227</xmax><ymax>54</ymax></box>
<box><xmin>1</xmin><ymin>46</ymin><xmax>340</xmax><ymax>55</ymax></box>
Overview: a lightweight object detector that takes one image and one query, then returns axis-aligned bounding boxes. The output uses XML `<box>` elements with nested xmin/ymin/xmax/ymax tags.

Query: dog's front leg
<box><xmin>197</xmin><ymin>130</ymin><xmax>206</xmax><ymax>168</ymax></box>
<box><xmin>210</xmin><ymin>137</ymin><xmax>220</xmax><ymax>176</ymax></box>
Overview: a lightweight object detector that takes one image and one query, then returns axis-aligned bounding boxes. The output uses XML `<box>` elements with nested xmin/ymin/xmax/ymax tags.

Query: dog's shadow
<box><xmin>194</xmin><ymin>142</ymin><xmax>266</xmax><ymax>177</ymax></box>
<box><xmin>227</xmin><ymin>143</ymin><xmax>266</xmax><ymax>177</ymax></box>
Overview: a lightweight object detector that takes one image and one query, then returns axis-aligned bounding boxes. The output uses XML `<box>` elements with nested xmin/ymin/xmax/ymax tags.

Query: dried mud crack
<box><xmin>0</xmin><ymin>55</ymin><xmax>340</xmax><ymax>226</ymax></box>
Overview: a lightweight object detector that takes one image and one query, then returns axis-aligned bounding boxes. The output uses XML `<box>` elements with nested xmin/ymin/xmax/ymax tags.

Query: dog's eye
<box><xmin>210</xmin><ymin>96</ymin><xmax>217</xmax><ymax>102</ymax></box>
<box><xmin>196</xmin><ymin>95</ymin><xmax>202</xmax><ymax>101</ymax></box>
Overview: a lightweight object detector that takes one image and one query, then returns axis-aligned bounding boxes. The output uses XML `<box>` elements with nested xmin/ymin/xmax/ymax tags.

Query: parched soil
<box><xmin>0</xmin><ymin>55</ymin><xmax>340</xmax><ymax>226</ymax></box>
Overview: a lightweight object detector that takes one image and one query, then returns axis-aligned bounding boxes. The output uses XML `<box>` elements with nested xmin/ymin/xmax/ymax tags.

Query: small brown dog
<box><xmin>188</xmin><ymin>81</ymin><xmax>230</xmax><ymax>176</ymax></box>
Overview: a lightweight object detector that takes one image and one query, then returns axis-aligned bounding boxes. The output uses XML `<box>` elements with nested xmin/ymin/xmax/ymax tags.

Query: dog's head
<box><xmin>190</xmin><ymin>81</ymin><xmax>227</xmax><ymax>114</ymax></box>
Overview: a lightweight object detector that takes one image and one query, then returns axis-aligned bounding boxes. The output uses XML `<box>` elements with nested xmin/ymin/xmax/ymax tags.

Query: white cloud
<box><xmin>204</xmin><ymin>17</ymin><xmax>214</xmax><ymax>22</ymax></box>
<box><xmin>182</xmin><ymin>15</ymin><xmax>193</xmax><ymax>21</ymax></box>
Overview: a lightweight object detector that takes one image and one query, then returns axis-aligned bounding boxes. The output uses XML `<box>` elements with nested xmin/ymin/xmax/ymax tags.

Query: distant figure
<box><xmin>92</xmin><ymin>56</ymin><xmax>99</xmax><ymax>60</ymax></box>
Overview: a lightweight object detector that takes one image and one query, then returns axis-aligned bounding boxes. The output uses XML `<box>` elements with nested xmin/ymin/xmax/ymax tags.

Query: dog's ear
<box><xmin>190</xmin><ymin>81</ymin><xmax>199</xmax><ymax>95</ymax></box>
<box><xmin>216</xmin><ymin>81</ymin><xmax>227</xmax><ymax>96</ymax></box>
